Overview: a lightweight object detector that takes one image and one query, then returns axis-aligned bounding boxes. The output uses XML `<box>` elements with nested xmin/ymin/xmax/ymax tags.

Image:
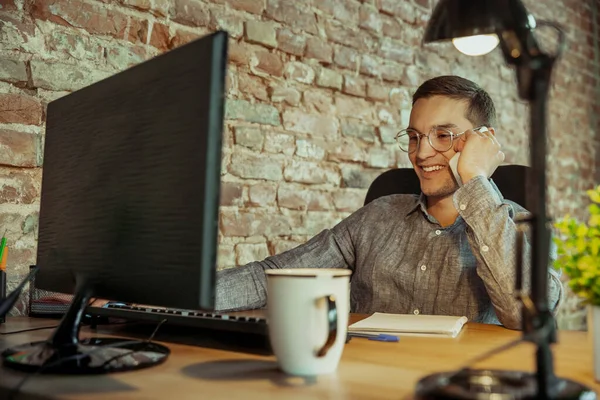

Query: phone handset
<box><xmin>449</xmin><ymin>126</ymin><xmax>489</xmax><ymax>187</ymax></box>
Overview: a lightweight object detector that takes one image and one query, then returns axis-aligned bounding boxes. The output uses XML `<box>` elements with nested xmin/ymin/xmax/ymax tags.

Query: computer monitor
<box><xmin>2</xmin><ymin>30</ymin><xmax>228</xmax><ymax>374</ymax></box>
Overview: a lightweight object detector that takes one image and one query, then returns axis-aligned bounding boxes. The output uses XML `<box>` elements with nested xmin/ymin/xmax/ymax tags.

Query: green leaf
<box><xmin>589</xmin><ymin>189</ymin><xmax>600</xmax><ymax>204</ymax></box>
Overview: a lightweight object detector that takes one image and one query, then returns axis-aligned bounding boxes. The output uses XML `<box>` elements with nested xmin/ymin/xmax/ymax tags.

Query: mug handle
<box><xmin>315</xmin><ymin>295</ymin><xmax>337</xmax><ymax>358</ymax></box>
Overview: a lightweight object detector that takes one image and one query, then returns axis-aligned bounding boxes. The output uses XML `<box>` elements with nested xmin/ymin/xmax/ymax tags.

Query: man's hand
<box><xmin>453</xmin><ymin>127</ymin><xmax>505</xmax><ymax>184</ymax></box>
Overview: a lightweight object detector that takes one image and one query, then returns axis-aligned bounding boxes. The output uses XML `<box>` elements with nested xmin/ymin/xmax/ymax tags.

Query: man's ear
<box><xmin>488</xmin><ymin>127</ymin><xmax>496</xmax><ymax>136</ymax></box>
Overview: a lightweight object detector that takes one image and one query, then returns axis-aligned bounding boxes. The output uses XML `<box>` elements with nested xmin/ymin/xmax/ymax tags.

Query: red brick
<box><xmin>333</xmin><ymin>46</ymin><xmax>359</xmax><ymax>70</ymax></box>
<box><xmin>316</xmin><ymin>68</ymin><xmax>342</xmax><ymax>90</ymax></box>
<box><xmin>31</xmin><ymin>0</ymin><xmax>145</xmax><ymax>42</ymax></box>
<box><xmin>335</xmin><ymin>94</ymin><xmax>374</xmax><ymax>122</ymax></box>
<box><xmin>105</xmin><ymin>43</ymin><xmax>149</xmax><ymax>69</ymax></box>
<box><xmin>360</xmin><ymin>54</ymin><xmax>380</xmax><ymax>77</ymax></box>
<box><xmin>171</xmin><ymin>0</ymin><xmax>210</xmax><ymax>27</ymax></box>
<box><xmin>121</xmin><ymin>0</ymin><xmax>170</xmax><ymax>17</ymax></box>
<box><xmin>340</xmin><ymin>118</ymin><xmax>376</xmax><ymax>142</ymax></box>
<box><xmin>212</xmin><ymin>0</ymin><xmax>264</xmax><ymax>14</ymax></box>
<box><xmin>245</xmin><ymin>20</ymin><xmax>277</xmax><ymax>48</ymax></box>
<box><xmin>127</xmin><ymin>18</ymin><xmax>148</xmax><ymax>44</ymax></box>
<box><xmin>325</xmin><ymin>20</ymin><xmax>375</xmax><ymax>52</ymax></box>
<box><xmin>149</xmin><ymin>22</ymin><xmax>170</xmax><ymax>51</ymax></box>
<box><xmin>278</xmin><ymin>185</ymin><xmax>332</xmax><ymax>211</ymax></box>
<box><xmin>400</xmin><ymin>26</ymin><xmax>423</xmax><ymax>47</ymax></box>
<box><xmin>277</xmin><ymin>28</ymin><xmax>306</xmax><ymax>56</ymax></box>
<box><xmin>303</xmin><ymin>89</ymin><xmax>334</xmax><ymax>114</ymax></box>
<box><xmin>400</xmin><ymin>65</ymin><xmax>422</xmax><ymax>87</ymax></box>
<box><xmin>313</xmin><ymin>0</ymin><xmax>359</xmax><ymax>24</ymax></box>
<box><xmin>284</xmin><ymin>61</ymin><xmax>314</xmax><ymax>84</ymax></box>
<box><xmin>169</xmin><ymin>29</ymin><xmax>203</xmax><ymax>49</ymax></box>
<box><xmin>0</xmin><ymin>170</ymin><xmax>40</xmax><ymax>205</ymax></box>
<box><xmin>376</xmin><ymin>0</ymin><xmax>416</xmax><ymax>23</ymax></box>
<box><xmin>229</xmin><ymin>40</ymin><xmax>251</xmax><ymax>66</ymax></box>
<box><xmin>381</xmin><ymin>61</ymin><xmax>404</xmax><ymax>82</ymax></box>
<box><xmin>235</xmin><ymin>243</ymin><xmax>269</xmax><ymax>264</ymax></box>
<box><xmin>282</xmin><ymin>109</ymin><xmax>339</xmax><ymax>140</ymax></box>
<box><xmin>366</xmin><ymin>82</ymin><xmax>389</xmax><ymax>102</ymax></box>
<box><xmin>359</xmin><ymin>4</ymin><xmax>382</xmax><ymax>34</ymax></box>
<box><xmin>328</xmin><ymin>139</ymin><xmax>367</xmax><ymax>163</ymax></box>
<box><xmin>333</xmin><ymin>189</ymin><xmax>366</xmax><ymax>212</ymax></box>
<box><xmin>381</xmin><ymin>14</ymin><xmax>402</xmax><ymax>39</ymax></box>
<box><xmin>343</xmin><ymin>75</ymin><xmax>366</xmax><ymax>97</ymax></box>
<box><xmin>220</xmin><ymin>209</ymin><xmax>292</xmax><ymax>237</ymax></box>
<box><xmin>283</xmin><ymin>160</ymin><xmax>339</xmax><ymax>185</ymax></box>
<box><xmin>378</xmin><ymin>38</ymin><xmax>414</xmax><ymax>64</ymax></box>
<box><xmin>269</xmin><ymin>85</ymin><xmax>301</xmax><ymax>106</ymax></box>
<box><xmin>0</xmin><ymin>130</ymin><xmax>39</xmax><ymax>167</ymax></box>
<box><xmin>254</xmin><ymin>50</ymin><xmax>283</xmax><ymax>77</ymax></box>
<box><xmin>0</xmin><ymin>0</ymin><xmax>17</xmax><ymax>11</ymax></box>
<box><xmin>305</xmin><ymin>36</ymin><xmax>333</xmax><ymax>64</ymax></box>
<box><xmin>248</xmin><ymin>182</ymin><xmax>277</xmax><ymax>206</ymax></box>
<box><xmin>210</xmin><ymin>7</ymin><xmax>244</xmax><ymax>38</ymax></box>
<box><xmin>265</xmin><ymin>0</ymin><xmax>318</xmax><ymax>35</ymax></box>
<box><xmin>0</xmin><ymin>94</ymin><xmax>43</xmax><ymax>125</ymax></box>
<box><xmin>220</xmin><ymin>181</ymin><xmax>244</xmax><ymax>206</ymax></box>
<box><xmin>238</xmin><ymin>73</ymin><xmax>269</xmax><ymax>102</ymax></box>
<box><xmin>0</xmin><ymin>60</ymin><xmax>28</xmax><ymax>85</ymax></box>
<box><xmin>229</xmin><ymin>150</ymin><xmax>284</xmax><ymax>181</ymax></box>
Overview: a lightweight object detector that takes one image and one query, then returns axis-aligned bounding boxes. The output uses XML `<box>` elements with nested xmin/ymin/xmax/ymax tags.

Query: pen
<box><xmin>348</xmin><ymin>332</ymin><xmax>400</xmax><ymax>342</ymax></box>
<box><xmin>0</xmin><ymin>230</ymin><xmax>7</xmax><ymax>324</ymax></box>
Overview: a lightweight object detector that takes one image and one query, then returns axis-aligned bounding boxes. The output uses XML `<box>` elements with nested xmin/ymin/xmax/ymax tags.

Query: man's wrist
<box><xmin>459</xmin><ymin>171</ymin><xmax>486</xmax><ymax>184</ymax></box>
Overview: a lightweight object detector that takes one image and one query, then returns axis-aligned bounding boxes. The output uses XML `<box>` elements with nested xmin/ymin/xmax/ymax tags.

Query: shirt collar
<box><xmin>406</xmin><ymin>192</ymin><xmax>427</xmax><ymax>216</ymax></box>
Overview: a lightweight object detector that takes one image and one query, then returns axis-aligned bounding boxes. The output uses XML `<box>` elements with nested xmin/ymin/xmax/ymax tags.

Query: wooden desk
<box><xmin>1</xmin><ymin>316</ymin><xmax>599</xmax><ymax>399</ymax></box>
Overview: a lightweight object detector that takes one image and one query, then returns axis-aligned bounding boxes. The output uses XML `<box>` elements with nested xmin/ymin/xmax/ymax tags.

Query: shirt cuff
<box><xmin>453</xmin><ymin>175</ymin><xmax>505</xmax><ymax>218</ymax></box>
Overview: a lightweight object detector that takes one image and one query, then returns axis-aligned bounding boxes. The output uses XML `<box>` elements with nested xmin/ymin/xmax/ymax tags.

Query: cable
<box><xmin>8</xmin><ymin>318</ymin><xmax>168</xmax><ymax>400</ymax></box>
<box><xmin>0</xmin><ymin>325</ymin><xmax>59</xmax><ymax>335</ymax></box>
<box><xmin>2</xmin><ymin>298</ymin><xmax>100</xmax><ymax>335</ymax></box>
<box><xmin>98</xmin><ymin>318</ymin><xmax>167</xmax><ymax>368</ymax></box>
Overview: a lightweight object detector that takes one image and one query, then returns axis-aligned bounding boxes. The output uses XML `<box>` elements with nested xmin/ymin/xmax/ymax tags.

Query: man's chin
<box><xmin>420</xmin><ymin>182</ymin><xmax>459</xmax><ymax>199</ymax></box>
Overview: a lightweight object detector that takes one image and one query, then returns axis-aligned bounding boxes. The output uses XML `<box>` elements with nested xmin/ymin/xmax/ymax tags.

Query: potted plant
<box><xmin>553</xmin><ymin>185</ymin><xmax>600</xmax><ymax>382</ymax></box>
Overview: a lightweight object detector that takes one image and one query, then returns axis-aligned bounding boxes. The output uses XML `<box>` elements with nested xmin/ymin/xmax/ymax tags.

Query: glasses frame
<box><xmin>395</xmin><ymin>125</ymin><xmax>487</xmax><ymax>154</ymax></box>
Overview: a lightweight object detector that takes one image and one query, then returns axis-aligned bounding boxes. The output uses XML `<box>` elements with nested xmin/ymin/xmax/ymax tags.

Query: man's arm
<box><xmin>454</xmin><ymin>176</ymin><xmax>563</xmax><ymax>330</ymax></box>
<box><xmin>215</xmin><ymin>222</ymin><xmax>357</xmax><ymax>312</ymax></box>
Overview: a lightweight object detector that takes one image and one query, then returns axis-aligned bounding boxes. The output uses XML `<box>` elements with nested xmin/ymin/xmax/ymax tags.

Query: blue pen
<box><xmin>348</xmin><ymin>332</ymin><xmax>400</xmax><ymax>342</ymax></box>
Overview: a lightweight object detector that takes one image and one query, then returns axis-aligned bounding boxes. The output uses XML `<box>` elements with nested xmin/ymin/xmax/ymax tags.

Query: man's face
<box><xmin>408</xmin><ymin>96</ymin><xmax>474</xmax><ymax>200</ymax></box>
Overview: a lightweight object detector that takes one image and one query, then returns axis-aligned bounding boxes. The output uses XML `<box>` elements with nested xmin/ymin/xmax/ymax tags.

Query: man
<box><xmin>215</xmin><ymin>75</ymin><xmax>562</xmax><ymax>330</ymax></box>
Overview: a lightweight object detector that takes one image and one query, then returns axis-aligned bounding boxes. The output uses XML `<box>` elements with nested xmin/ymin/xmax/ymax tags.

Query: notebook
<box><xmin>348</xmin><ymin>312</ymin><xmax>468</xmax><ymax>338</ymax></box>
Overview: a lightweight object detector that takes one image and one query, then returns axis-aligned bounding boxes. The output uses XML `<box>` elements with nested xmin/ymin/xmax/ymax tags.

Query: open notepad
<box><xmin>349</xmin><ymin>312</ymin><xmax>468</xmax><ymax>338</ymax></box>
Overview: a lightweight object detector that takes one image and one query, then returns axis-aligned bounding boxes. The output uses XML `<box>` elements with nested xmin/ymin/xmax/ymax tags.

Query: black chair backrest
<box><xmin>364</xmin><ymin>165</ymin><xmax>529</xmax><ymax>207</ymax></box>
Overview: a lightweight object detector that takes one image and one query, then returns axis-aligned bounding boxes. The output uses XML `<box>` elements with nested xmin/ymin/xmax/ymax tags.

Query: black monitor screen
<box><xmin>34</xmin><ymin>31</ymin><xmax>228</xmax><ymax>311</ymax></box>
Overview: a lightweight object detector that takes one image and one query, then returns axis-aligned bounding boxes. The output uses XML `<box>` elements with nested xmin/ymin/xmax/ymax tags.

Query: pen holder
<box><xmin>27</xmin><ymin>265</ymin><xmax>72</xmax><ymax>318</ymax></box>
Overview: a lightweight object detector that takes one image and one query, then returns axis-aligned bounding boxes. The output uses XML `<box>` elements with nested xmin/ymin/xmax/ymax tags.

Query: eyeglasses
<box><xmin>395</xmin><ymin>126</ymin><xmax>486</xmax><ymax>154</ymax></box>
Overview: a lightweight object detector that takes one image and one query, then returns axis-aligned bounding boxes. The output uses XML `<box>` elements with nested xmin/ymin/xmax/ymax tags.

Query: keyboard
<box><xmin>86</xmin><ymin>303</ymin><xmax>269</xmax><ymax>346</ymax></box>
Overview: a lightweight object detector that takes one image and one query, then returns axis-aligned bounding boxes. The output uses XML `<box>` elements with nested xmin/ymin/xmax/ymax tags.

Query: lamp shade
<box><xmin>423</xmin><ymin>0</ymin><xmax>536</xmax><ymax>43</ymax></box>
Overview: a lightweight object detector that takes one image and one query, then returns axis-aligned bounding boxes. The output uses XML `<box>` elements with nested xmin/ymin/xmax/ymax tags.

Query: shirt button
<box><xmin>413</xmin><ymin>309</ymin><xmax>420</xmax><ymax>315</ymax></box>
<box><xmin>435</xmin><ymin>229</ymin><xmax>441</xmax><ymax>235</ymax></box>
<box><xmin>459</xmin><ymin>204</ymin><xmax>467</xmax><ymax>211</ymax></box>
<box><xmin>420</xmin><ymin>265</ymin><xmax>427</xmax><ymax>271</ymax></box>
<box><xmin>482</xmin><ymin>245</ymin><xmax>489</xmax><ymax>252</ymax></box>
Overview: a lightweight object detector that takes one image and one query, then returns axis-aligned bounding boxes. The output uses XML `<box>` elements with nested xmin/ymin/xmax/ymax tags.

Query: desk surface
<box><xmin>1</xmin><ymin>315</ymin><xmax>599</xmax><ymax>399</ymax></box>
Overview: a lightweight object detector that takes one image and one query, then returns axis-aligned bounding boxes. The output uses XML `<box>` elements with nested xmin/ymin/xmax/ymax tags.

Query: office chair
<box><xmin>364</xmin><ymin>165</ymin><xmax>529</xmax><ymax>207</ymax></box>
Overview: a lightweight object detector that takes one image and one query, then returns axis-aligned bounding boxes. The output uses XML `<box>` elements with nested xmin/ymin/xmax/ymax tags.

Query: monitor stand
<box><xmin>2</xmin><ymin>280</ymin><xmax>170</xmax><ymax>374</ymax></box>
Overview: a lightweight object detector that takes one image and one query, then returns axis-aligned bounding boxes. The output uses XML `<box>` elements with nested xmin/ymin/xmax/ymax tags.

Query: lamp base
<box><xmin>415</xmin><ymin>369</ymin><xmax>596</xmax><ymax>399</ymax></box>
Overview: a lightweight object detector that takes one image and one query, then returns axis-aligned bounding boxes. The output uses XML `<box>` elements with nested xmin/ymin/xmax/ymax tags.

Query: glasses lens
<box><xmin>396</xmin><ymin>130</ymin><xmax>418</xmax><ymax>153</ymax></box>
<box><xmin>430</xmin><ymin>128</ymin><xmax>454</xmax><ymax>152</ymax></box>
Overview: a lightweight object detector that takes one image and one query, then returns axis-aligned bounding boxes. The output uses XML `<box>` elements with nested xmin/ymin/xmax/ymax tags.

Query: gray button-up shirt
<box><xmin>215</xmin><ymin>176</ymin><xmax>563</xmax><ymax>329</ymax></box>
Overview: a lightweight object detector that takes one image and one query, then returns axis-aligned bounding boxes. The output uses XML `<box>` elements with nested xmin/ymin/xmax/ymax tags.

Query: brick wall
<box><xmin>0</xmin><ymin>0</ymin><xmax>598</xmax><ymax>328</ymax></box>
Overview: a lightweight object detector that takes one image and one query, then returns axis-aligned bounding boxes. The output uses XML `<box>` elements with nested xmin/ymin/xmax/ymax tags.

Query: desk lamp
<box><xmin>414</xmin><ymin>0</ymin><xmax>597</xmax><ymax>399</ymax></box>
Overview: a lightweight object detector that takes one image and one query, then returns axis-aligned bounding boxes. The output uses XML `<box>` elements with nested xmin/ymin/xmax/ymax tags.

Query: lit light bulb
<box><xmin>451</xmin><ymin>34</ymin><xmax>500</xmax><ymax>56</ymax></box>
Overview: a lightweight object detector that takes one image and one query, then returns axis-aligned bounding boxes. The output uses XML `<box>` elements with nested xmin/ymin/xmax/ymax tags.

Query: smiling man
<box><xmin>215</xmin><ymin>75</ymin><xmax>563</xmax><ymax>330</ymax></box>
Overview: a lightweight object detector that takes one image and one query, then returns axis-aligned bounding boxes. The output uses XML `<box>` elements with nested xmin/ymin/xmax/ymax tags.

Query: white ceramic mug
<box><xmin>265</xmin><ymin>268</ymin><xmax>352</xmax><ymax>376</ymax></box>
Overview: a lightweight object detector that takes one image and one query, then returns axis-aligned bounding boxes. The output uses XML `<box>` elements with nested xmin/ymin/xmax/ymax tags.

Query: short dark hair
<box><xmin>412</xmin><ymin>75</ymin><xmax>496</xmax><ymax>127</ymax></box>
